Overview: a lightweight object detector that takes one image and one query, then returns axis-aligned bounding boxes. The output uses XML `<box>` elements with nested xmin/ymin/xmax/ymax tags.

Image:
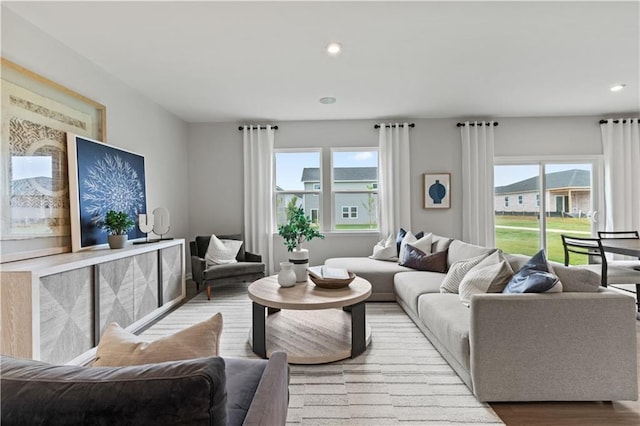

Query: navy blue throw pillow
<box><xmin>396</xmin><ymin>228</ymin><xmax>424</xmax><ymax>256</ymax></box>
<box><xmin>503</xmin><ymin>250</ymin><xmax>559</xmax><ymax>293</ymax></box>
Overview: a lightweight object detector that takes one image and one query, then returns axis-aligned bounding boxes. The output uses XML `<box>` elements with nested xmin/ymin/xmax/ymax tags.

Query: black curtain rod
<box><xmin>374</xmin><ymin>123</ymin><xmax>416</xmax><ymax>129</ymax></box>
<box><xmin>456</xmin><ymin>122</ymin><xmax>499</xmax><ymax>127</ymax></box>
<box><xmin>238</xmin><ymin>125</ymin><xmax>279</xmax><ymax>130</ymax></box>
<box><xmin>599</xmin><ymin>119</ymin><xmax>638</xmax><ymax>124</ymax></box>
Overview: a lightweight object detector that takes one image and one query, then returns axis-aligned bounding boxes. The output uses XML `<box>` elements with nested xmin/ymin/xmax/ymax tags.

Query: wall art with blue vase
<box><xmin>67</xmin><ymin>134</ymin><xmax>147</xmax><ymax>251</ymax></box>
<box><xmin>424</xmin><ymin>173</ymin><xmax>450</xmax><ymax>209</ymax></box>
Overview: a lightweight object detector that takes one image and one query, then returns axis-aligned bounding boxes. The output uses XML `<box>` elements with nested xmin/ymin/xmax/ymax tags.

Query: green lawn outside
<box><xmin>335</xmin><ymin>224</ymin><xmax>378</xmax><ymax>230</ymax></box>
<box><xmin>495</xmin><ymin>215</ymin><xmax>590</xmax><ymax>264</ymax></box>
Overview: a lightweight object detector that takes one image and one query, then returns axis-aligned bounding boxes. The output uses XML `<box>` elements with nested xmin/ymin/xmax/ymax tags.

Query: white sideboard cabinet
<box><xmin>1</xmin><ymin>239</ymin><xmax>185</xmax><ymax>364</ymax></box>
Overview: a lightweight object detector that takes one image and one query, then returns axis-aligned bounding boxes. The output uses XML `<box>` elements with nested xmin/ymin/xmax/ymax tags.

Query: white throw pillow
<box><xmin>399</xmin><ymin>232</ymin><xmax>432</xmax><ymax>262</ymax></box>
<box><xmin>205</xmin><ymin>234</ymin><xmax>243</xmax><ymax>267</ymax></box>
<box><xmin>369</xmin><ymin>233</ymin><xmax>398</xmax><ymax>261</ymax></box>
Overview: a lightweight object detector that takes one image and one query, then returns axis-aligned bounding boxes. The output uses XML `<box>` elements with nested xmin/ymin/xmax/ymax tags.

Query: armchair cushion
<box><xmin>204</xmin><ymin>262</ymin><xmax>266</xmax><ymax>280</ymax></box>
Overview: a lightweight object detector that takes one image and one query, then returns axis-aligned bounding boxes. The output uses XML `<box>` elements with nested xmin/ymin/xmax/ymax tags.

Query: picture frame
<box><xmin>67</xmin><ymin>134</ymin><xmax>147</xmax><ymax>252</ymax></box>
<box><xmin>1</xmin><ymin>58</ymin><xmax>106</xmax><ymax>262</ymax></box>
<box><xmin>423</xmin><ymin>173</ymin><xmax>451</xmax><ymax>209</ymax></box>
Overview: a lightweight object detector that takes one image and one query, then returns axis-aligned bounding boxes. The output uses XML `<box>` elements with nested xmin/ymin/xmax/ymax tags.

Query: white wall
<box><xmin>2</xmin><ymin>9</ymin><xmax>190</xmax><ymax>249</ymax></box>
<box><xmin>188</xmin><ymin>116</ymin><xmax>607</xmax><ymax>267</ymax></box>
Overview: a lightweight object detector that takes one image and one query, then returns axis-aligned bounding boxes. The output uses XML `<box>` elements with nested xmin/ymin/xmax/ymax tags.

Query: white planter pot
<box><xmin>288</xmin><ymin>248</ymin><xmax>309</xmax><ymax>282</ymax></box>
<box><xmin>277</xmin><ymin>262</ymin><xmax>296</xmax><ymax>287</ymax></box>
<box><xmin>108</xmin><ymin>234</ymin><xmax>128</xmax><ymax>249</ymax></box>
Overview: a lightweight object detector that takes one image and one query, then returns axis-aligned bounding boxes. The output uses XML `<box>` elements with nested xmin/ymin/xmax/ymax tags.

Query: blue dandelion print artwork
<box><xmin>74</xmin><ymin>137</ymin><xmax>146</xmax><ymax>247</ymax></box>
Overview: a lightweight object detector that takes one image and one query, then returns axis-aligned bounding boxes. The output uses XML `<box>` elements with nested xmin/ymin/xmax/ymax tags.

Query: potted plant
<box><xmin>103</xmin><ymin>210</ymin><xmax>135</xmax><ymax>249</ymax></box>
<box><xmin>278</xmin><ymin>206</ymin><xmax>324</xmax><ymax>281</ymax></box>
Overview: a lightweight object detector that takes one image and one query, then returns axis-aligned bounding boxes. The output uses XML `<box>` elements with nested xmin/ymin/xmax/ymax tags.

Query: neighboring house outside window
<box><xmin>274</xmin><ymin>150</ymin><xmax>321</xmax><ymax>228</ymax></box>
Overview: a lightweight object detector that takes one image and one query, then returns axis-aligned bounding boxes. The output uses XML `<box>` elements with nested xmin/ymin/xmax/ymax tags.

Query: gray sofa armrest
<box><xmin>245</xmin><ymin>251</ymin><xmax>262</xmax><ymax>263</ymax></box>
<box><xmin>191</xmin><ymin>255</ymin><xmax>206</xmax><ymax>286</ymax></box>
<box><xmin>469</xmin><ymin>290</ymin><xmax>638</xmax><ymax>402</ymax></box>
<box><xmin>243</xmin><ymin>351</ymin><xmax>289</xmax><ymax>426</ymax></box>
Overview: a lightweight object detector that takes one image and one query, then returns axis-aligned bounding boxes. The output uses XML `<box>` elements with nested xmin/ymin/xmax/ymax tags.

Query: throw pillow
<box><xmin>93</xmin><ymin>313</ymin><xmax>223</xmax><ymax>367</ymax></box>
<box><xmin>400</xmin><ymin>244</ymin><xmax>448</xmax><ymax>272</ymax></box>
<box><xmin>396</xmin><ymin>228</ymin><xmax>424</xmax><ymax>257</ymax></box>
<box><xmin>458</xmin><ymin>254</ymin><xmax>515</xmax><ymax>305</ymax></box>
<box><xmin>503</xmin><ymin>250</ymin><xmax>561</xmax><ymax>294</ymax></box>
<box><xmin>205</xmin><ymin>234</ymin><xmax>243</xmax><ymax>267</ymax></box>
<box><xmin>369</xmin><ymin>233</ymin><xmax>398</xmax><ymax>261</ymax></box>
<box><xmin>399</xmin><ymin>232</ymin><xmax>432</xmax><ymax>262</ymax></box>
<box><xmin>440</xmin><ymin>253</ymin><xmax>490</xmax><ymax>294</ymax></box>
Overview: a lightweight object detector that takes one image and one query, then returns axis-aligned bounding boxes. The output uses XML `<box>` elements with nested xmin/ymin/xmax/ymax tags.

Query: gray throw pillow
<box><xmin>400</xmin><ymin>244</ymin><xmax>448</xmax><ymax>272</ymax></box>
<box><xmin>503</xmin><ymin>250</ymin><xmax>560</xmax><ymax>293</ymax></box>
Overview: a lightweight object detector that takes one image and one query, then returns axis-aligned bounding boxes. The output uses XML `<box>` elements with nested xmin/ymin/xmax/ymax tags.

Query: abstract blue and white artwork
<box><xmin>423</xmin><ymin>173</ymin><xmax>451</xmax><ymax>209</ymax></box>
<box><xmin>67</xmin><ymin>134</ymin><xmax>147</xmax><ymax>251</ymax></box>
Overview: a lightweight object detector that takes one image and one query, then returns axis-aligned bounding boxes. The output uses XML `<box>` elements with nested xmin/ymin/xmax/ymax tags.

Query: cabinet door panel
<box><xmin>161</xmin><ymin>245</ymin><xmax>182</xmax><ymax>303</ymax></box>
<box><xmin>40</xmin><ymin>267</ymin><xmax>93</xmax><ymax>364</ymax></box>
<box><xmin>98</xmin><ymin>257</ymin><xmax>134</xmax><ymax>337</ymax></box>
<box><xmin>133</xmin><ymin>251</ymin><xmax>158</xmax><ymax>321</ymax></box>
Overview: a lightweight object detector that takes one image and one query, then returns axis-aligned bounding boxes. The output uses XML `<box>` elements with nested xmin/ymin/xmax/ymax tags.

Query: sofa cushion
<box><xmin>505</xmin><ymin>253</ymin><xmax>600</xmax><ymax>292</ymax></box>
<box><xmin>418</xmin><ymin>294</ymin><xmax>471</xmax><ymax>371</ymax></box>
<box><xmin>325</xmin><ymin>257</ymin><xmax>412</xmax><ymax>301</ymax></box>
<box><xmin>396</xmin><ymin>228</ymin><xmax>424</xmax><ymax>255</ymax></box>
<box><xmin>503</xmin><ymin>250</ymin><xmax>560</xmax><ymax>294</ymax></box>
<box><xmin>196</xmin><ymin>234</ymin><xmax>246</xmax><ymax>261</ymax></box>
<box><xmin>458</xmin><ymin>252</ymin><xmax>514</xmax><ymax>305</ymax></box>
<box><xmin>206</xmin><ymin>235</ymin><xmax>244</xmax><ymax>267</ymax></box>
<box><xmin>369</xmin><ymin>233</ymin><xmax>399</xmax><ymax>261</ymax></box>
<box><xmin>204</xmin><ymin>262</ymin><xmax>265</xmax><ymax>280</ymax></box>
<box><xmin>440</xmin><ymin>253</ymin><xmax>490</xmax><ymax>294</ymax></box>
<box><xmin>94</xmin><ymin>313</ymin><xmax>223</xmax><ymax>367</ymax></box>
<box><xmin>447</xmin><ymin>240</ymin><xmax>496</xmax><ymax>268</ymax></box>
<box><xmin>432</xmin><ymin>235</ymin><xmax>454</xmax><ymax>253</ymax></box>
<box><xmin>225</xmin><ymin>357</ymin><xmax>268</xmax><ymax>426</ymax></box>
<box><xmin>400</xmin><ymin>244</ymin><xmax>448</xmax><ymax>272</ymax></box>
<box><xmin>1</xmin><ymin>355</ymin><xmax>227</xmax><ymax>425</ymax></box>
<box><xmin>394</xmin><ymin>271</ymin><xmax>444</xmax><ymax>315</ymax></box>
<box><xmin>399</xmin><ymin>232</ymin><xmax>432</xmax><ymax>263</ymax></box>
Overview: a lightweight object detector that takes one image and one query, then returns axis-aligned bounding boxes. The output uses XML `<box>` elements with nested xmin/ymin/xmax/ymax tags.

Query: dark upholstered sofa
<box><xmin>191</xmin><ymin>234</ymin><xmax>265</xmax><ymax>300</ymax></box>
<box><xmin>1</xmin><ymin>352</ymin><xmax>289</xmax><ymax>426</ymax></box>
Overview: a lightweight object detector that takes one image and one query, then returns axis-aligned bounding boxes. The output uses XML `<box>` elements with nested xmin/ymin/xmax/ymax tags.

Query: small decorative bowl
<box><xmin>309</xmin><ymin>272</ymin><xmax>356</xmax><ymax>289</ymax></box>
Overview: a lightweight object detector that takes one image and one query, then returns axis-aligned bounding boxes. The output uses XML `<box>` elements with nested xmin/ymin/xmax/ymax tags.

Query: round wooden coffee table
<box><xmin>248</xmin><ymin>275</ymin><xmax>372</xmax><ymax>364</ymax></box>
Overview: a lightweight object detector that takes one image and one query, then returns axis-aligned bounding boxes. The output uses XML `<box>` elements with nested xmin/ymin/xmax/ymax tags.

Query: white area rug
<box><xmin>140</xmin><ymin>282</ymin><xmax>504</xmax><ymax>425</ymax></box>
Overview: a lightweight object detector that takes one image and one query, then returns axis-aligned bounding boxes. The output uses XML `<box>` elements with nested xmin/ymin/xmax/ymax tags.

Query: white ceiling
<box><xmin>4</xmin><ymin>1</ymin><xmax>639</xmax><ymax>123</ymax></box>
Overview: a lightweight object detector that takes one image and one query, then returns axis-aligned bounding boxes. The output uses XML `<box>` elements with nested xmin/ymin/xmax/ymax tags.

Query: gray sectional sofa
<box><xmin>326</xmin><ymin>236</ymin><xmax>638</xmax><ymax>402</ymax></box>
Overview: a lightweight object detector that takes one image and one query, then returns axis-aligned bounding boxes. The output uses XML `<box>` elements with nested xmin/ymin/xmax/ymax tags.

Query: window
<box><xmin>518</xmin><ymin>195</ymin><xmax>523</xmax><ymax>205</ymax></box>
<box><xmin>273</xmin><ymin>148</ymin><xmax>378</xmax><ymax>233</ymax></box>
<box><xmin>341</xmin><ymin>206</ymin><xmax>358</xmax><ymax>219</ymax></box>
<box><xmin>504</xmin><ymin>197</ymin><xmax>509</xmax><ymax>207</ymax></box>
<box><xmin>274</xmin><ymin>150</ymin><xmax>321</xmax><ymax>228</ymax></box>
<box><xmin>332</xmin><ymin>149</ymin><xmax>378</xmax><ymax>230</ymax></box>
<box><xmin>494</xmin><ymin>162</ymin><xmax>598</xmax><ymax>264</ymax></box>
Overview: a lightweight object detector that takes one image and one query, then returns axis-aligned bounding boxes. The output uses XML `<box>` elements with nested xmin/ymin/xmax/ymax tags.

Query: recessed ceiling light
<box><xmin>611</xmin><ymin>84</ymin><xmax>626</xmax><ymax>92</ymax></box>
<box><xmin>326</xmin><ymin>42</ymin><xmax>342</xmax><ymax>56</ymax></box>
<box><xmin>319</xmin><ymin>97</ymin><xmax>336</xmax><ymax>104</ymax></box>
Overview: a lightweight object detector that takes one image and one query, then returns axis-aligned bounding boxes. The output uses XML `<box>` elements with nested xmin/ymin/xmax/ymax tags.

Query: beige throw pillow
<box><xmin>458</xmin><ymin>257</ymin><xmax>514</xmax><ymax>305</ymax></box>
<box><xmin>93</xmin><ymin>313</ymin><xmax>223</xmax><ymax>367</ymax></box>
<box><xmin>440</xmin><ymin>253</ymin><xmax>489</xmax><ymax>294</ymax></box>
<box><xmin>369</xmin><ymin>233</ymin><xmax>398</xmax><ymax>261</ymax></box>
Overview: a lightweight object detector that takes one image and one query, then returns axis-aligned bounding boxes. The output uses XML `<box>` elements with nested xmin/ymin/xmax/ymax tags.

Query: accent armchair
<box><xmin>191</xmin><ymin>234</ymin><xmax>265</xmax><ymax>300</ymax></box>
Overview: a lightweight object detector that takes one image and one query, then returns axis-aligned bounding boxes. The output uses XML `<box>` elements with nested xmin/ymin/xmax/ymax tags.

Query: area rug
<box><xmin>140</xmin><ymin>282</ymin><xmax>504</xmax><ymax>425</ymax></box>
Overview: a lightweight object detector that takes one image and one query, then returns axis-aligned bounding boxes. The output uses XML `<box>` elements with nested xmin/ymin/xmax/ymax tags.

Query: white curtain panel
<box><xmin>243</xmin><ymin>125</ymin><xmax>275</xmax><ymax>275</ymax></box>
<box><xmin>378</xmin><ymin>123</ymin><xmax>411</xmax><ymax>238</ymax></box>
<box><xmin>460</xmin><ymin>121</ymin><xmax>496</xmax><ymax>247</ymax></box>
<box><xmin>600</xmin><ymin>119</ymin><xmax>640</xmax><ymax>233</ymax></box>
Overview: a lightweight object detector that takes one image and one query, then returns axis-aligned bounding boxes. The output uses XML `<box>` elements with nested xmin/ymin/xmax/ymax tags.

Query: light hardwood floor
<box><xmin>183</xmin><ymin>281</ymin><xmax>640</xmax><ymax>425</ymax></box>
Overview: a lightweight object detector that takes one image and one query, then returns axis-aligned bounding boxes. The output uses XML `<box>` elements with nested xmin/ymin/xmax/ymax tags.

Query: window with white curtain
<box><xmin>274</xmin><ymin>150</ymin><xmax>321</xmax><ymax>228</ymax></box>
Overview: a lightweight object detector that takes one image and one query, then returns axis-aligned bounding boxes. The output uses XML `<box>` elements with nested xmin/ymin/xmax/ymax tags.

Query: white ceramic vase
<box><xmin>277</xmin><ymin>262</ymin><xmax>297</xmax><ymax>287</ymax></box>
<box><xmin>289</xmin><ymin>248</ymin><xmax>309</xmax><ymax>282</ymax></box>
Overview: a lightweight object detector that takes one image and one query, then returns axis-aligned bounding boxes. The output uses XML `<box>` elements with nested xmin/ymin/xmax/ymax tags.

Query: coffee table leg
<box><xmin>351</xmin><ymin>301</ymin><xmax>366</xmax><ymax>358</ymax></box>
<box><xmin>252</xmin><ymin>302</ymin><xmax>267</xmax><ymax>358</ymax></box>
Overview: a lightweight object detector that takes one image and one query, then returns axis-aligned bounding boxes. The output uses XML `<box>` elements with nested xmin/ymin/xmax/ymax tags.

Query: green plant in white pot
<box><xmin>103</xmin><ymin>210</ymin><xmax>135</xmax><ymax>249</ymax></box>
<box><xmin>278</xmin><ymin>206</ymin><xmax>324</xmax><ymax>281</ymax></box>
